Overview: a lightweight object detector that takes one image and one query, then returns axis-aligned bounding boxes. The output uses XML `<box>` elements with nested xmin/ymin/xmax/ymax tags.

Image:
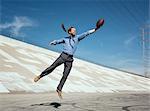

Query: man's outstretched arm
<box><xmin>49</xmin><ymin>38</ymin><xmax>65</xmax><ymax>45</ymax></box>
<box><xmin>77</xmin><ymin>29</ymin><xmax>96</xmax><ymax>41</ymax></box>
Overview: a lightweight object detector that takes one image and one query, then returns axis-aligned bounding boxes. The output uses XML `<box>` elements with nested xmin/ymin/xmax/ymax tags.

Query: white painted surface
<box><xmin>0</xmin><ymin>83</ymin><xmax>9</xmax><ymax>93</ymax></box>
<box><xmin>0</xmin><ymin>35</ymin><xmax>150</xmax><ymax>93</ymax></box>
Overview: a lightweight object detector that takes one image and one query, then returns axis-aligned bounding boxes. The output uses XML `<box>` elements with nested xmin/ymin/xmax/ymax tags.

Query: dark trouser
<box><xmin>40</xmin><ymin>52</ymin><xmax>73</xmax><ymax>91</ymax></box>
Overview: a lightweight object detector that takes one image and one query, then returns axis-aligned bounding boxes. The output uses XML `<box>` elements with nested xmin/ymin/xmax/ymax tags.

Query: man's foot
<box><xmin>56</xmin><ymin>89</ymin><xmax>63</xmax><ymax>99</ymax></box>
<box><xmin>34</xmin><ymin>75</ymin><xmax>41</xmax><ymax>82</ymax></box>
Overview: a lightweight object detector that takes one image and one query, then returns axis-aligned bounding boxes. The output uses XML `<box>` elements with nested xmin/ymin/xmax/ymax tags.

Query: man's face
<box><xmin>69</xmin><ymin>28</ymin><xmax>76</xmax><ymax>36</ymax></box>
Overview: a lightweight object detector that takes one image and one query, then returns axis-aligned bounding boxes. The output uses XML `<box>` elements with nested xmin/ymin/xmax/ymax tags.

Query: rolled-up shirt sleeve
<box><xmin>77</xmin><ymin>29</ymin><xmax>95</xmax><ymax>41</ymax></box>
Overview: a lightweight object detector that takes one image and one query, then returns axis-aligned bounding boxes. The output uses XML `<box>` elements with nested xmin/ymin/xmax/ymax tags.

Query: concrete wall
<box><xmin>0</xmin><ymin>35</ymin><xmax>150</xmax><ymax>93</ymax></box>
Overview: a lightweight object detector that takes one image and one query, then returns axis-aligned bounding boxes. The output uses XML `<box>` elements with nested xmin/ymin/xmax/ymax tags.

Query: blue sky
<box><xmin>0</xmin><ymin>0</ymin><xmax>149</xmax><ymax>75</ymax></box>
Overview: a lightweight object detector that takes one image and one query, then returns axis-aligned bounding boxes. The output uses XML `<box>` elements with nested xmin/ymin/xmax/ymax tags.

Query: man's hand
<box><xmin>88</xmin><ymin>29</ymin><xmax>96</xmax><ymax>34</ymax></box>
<box><xmin>49</xmin><ymin>40</ymin><xmax>56</xmax><ymax>45</ymax></box>
<box><xmin>95</xmin><ymin>19</ymin><xmax>104</xmax><ymax>31</ymax></box>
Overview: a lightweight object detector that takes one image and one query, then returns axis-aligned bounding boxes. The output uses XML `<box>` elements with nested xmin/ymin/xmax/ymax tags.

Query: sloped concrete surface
<box><xmin>0</xmin><ymin>35</ymin><xmax>150</xmax><ymax>93</ymax></box>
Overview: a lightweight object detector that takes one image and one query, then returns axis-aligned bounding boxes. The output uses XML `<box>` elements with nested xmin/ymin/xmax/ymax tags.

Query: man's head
<box><xmin>68</xmin><ymin>27</ymin><xmax>76</xmax><ymax>37</ymax></box>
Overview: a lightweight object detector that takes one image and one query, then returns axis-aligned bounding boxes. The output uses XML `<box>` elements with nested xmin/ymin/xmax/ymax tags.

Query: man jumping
<box><xmin>34</xmin><ymin>19</ymin><xmax>104</xmax><ymax>99</ymax></box>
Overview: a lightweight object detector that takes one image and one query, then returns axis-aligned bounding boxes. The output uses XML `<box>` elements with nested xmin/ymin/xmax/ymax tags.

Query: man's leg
<box><xmin>57</xmin><ymin>61</ymin><xmax>73</xmax><ymax>91</ymax></box>
<box><xmin>34</xmin><ymin>55</ymin><xmax>64</xmax><ymax>82</ymax></box>
<box><xmin>40</xmin><ymin>56</ymin><xmax>64</xmax><ymax>77</ymax></box>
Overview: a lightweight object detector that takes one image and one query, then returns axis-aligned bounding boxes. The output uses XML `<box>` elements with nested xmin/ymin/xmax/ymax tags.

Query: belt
<box><xmin>62</xmin><ymin>52</ymin><xmax>73</xmax><ymax>57</ymax></box>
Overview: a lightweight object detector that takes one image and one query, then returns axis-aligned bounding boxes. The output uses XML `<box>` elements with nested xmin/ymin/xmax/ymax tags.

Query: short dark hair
<box><xmin>68</xmin><ymin>27</ymin><xmax>74</xmax><ymax>34</ymax></box>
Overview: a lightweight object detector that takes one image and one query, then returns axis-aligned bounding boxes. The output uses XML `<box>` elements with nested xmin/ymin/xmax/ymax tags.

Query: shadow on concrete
<box><xmin>31</xmin><ymin>102</ymin><xmax>61</xmax><ymax>108</ymax></box>
<box><xmin>31</xmin><ymin>102</ymin><xmax>95</xmax><ymax>111</ymax></box>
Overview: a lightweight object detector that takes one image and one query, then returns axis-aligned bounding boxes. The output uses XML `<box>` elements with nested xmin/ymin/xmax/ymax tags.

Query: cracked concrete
<box><xmin>0</xmin><ymin>92</ymin><xmax>150</xmax><ymax>111</ymax></box>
